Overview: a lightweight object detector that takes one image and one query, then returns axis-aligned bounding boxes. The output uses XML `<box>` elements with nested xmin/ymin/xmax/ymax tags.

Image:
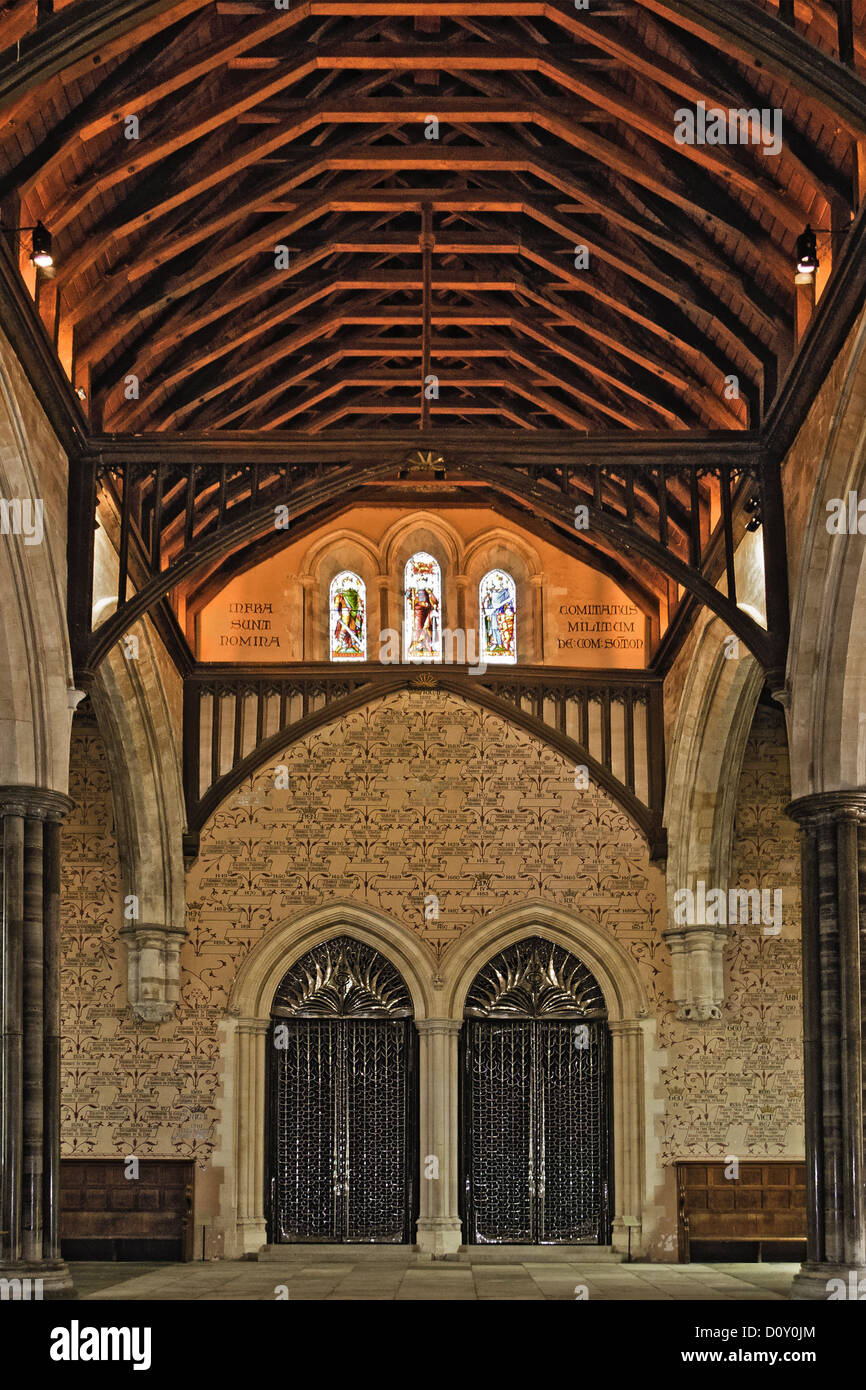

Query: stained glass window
<box><xmin>329</xmin><ymin>571</ymin><xmax>366</xmax><ymax>661</ymax></box>
<box><xmin>479</xmin><ymin>569</ymin><xmax>517</xmax><ymax>663</ymax></box>
<box><xmin>403</xmin><ymin>552</ymin><xmax>442</xmax><ymax>661</ymax></box>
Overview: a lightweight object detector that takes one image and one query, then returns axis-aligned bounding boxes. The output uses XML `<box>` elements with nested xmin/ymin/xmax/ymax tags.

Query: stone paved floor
<box><xmin>69</xmin><ymin>1258</ymin><xmax>799</xmax><ymax>1301</ymax></box>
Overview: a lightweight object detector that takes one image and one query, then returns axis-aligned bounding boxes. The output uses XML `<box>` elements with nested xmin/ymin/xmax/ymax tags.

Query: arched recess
<box><xmin>0</xmin><ymin>330</ymin><xmax>74</xmax><ymax>791</ymax></box>
<box><xmin>89</xmin><ymin>610</ymin><xmax>187</xmax><ymax>1022</ymax></box>
<box><xmin>443</xmin><ymin>899</ymin><xmax>650</xmax><ymax>1254</ymax></box>
<box><xmin>380</xmin><ymin>510</ymin><xmax>462</xmax><ymax>578</ymax></box>
<box><xmin>302</xmin><ymin>528</ymin><xmax>380</xmax><ymax>662</ymax></box>
<box><xmin>465</xmin><ymin>528</ymin><xmax>541</xmax><ymax>664</ymax></box>
<box><xmin>786</xmin><ymin>306</ymin><xmax>866</xmax><ymax>798</ymax></box>
<box><xmin>224</xmin><ymin>901</ymin><xmax>434</xmax><ymax>1256</ymax></box>
<box><xmin>663</xmin><ymin>614</ymin><xmax>763</xmax><ymax>1020</ymax></box>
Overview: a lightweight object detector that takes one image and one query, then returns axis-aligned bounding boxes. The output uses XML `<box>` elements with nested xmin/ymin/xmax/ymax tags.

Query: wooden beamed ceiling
<box><xmin>0</xmin><ymin>0</ymin><xmax>864</xmax><ymax>437</ymax></box>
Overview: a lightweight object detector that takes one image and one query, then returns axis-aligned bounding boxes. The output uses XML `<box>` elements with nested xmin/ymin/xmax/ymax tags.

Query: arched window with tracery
<box><xmin>479</xmin><ymin>569</ymin><xmax>517</xmax><ymax>664</ymax></box>
<box><xmin>329</xmin><ymin>571</ymin><xmax>366</xmax><ymax>661</ymax></box>
<box><xmin>403</xmin><ymin>552</ymin><xmax>442</xmax><ymax>661</ymax></box>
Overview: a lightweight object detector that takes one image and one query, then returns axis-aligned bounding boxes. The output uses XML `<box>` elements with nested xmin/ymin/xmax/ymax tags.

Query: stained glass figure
<box><xmin>329</xmin><ymin>571</ymin><xmax>366</xmax><ymax>661</ymax></box>
<box><xmin>480</xmin><ymin>569</ymin><xmax>517</xmax><ymax>663</ymax></box>
<box><xmin>403</xmin><ymin>552</ymin><xmax>442</xmax><ymax>661</ymax></box>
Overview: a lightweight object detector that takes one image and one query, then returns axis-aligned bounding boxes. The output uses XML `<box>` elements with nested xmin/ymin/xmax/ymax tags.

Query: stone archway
<box><xmin>0</xmin><ymin>329</ymin><xmax>77</xmax><ymax>1293</ymax></box>
<box><xmin>782</xmin><ymin>306</ymin><xmax>866</xmax><ymax>1297</ymax></box>
<box><xmin>219</xmin><ymin>897</ymin><xmax>650</xmax><ymax>1258</ymax></box>
<box><xmin>442</xmin><ymin>900</ymin><xmax>651</xmax><ymax>1255</ymax></box>
<box><xmin>224</xmin><ymin>902</ymin><xmax>434</xmax><ymax>1257</ymax></box>
<box><xmin>787</xmin><ymin>305</ymin><xmax>866</xmax><ymax>797</ymax></box>
<box><xmin>663</xmin><ymin>615</ymin><xmax>763</xmax><ymax>1020</ymax></box>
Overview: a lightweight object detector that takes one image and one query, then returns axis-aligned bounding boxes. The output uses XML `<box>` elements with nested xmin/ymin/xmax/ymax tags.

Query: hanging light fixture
<box><xmin>795</xmin><ymin>225</ymin><xmax>819</xmax><ymax>282</ymax></box>
<box><xmin>30</xmin><ymin>221</ymin><xmax>53</xmax><ymax>268</ymax></box>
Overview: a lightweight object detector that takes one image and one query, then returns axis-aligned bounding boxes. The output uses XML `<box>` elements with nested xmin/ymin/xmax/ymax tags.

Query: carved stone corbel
<box><xmin>119</xmin><ymin>924</ymin><xmax>187</xmax><ymax>1023</ymax></box>
<box><xmin>662</xmin><ymin>924</ymin><xmax>730</xmax><ymax>1022</ymax></box>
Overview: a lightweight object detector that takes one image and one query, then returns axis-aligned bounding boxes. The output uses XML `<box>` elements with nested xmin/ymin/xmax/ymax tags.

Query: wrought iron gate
<box><xmin>462</xmin><ymin>938</ymin><xmax>611</xmax><ymax>1245</ymax></box>
<box><xmin>268</xmin><ymin>938</ymin><xmax>416</xmax><ymax>1244</ymax></box>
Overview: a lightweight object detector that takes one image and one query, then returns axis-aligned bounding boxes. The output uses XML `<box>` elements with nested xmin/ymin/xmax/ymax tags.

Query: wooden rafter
<box><xmin>0</xmin><ymin>0</ymin><xmax>861</xmax><ymax>441</ymax></box>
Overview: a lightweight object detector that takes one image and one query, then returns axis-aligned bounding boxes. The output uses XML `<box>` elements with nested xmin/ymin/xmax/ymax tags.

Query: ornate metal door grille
<box><xmin>462</xmin><ymin>937</ymin><xmax>611</xmax><ymax>1245</ymax></box>
<box><xmin>268</xmin><ymin>937</ymin><xmax>416</xmax><ymax>1244</ymax></box>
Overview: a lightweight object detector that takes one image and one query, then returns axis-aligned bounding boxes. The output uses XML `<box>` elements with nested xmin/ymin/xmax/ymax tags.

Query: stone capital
<box><xmin>119</xmin><ymin>923</ymin><xmax>186</xmax><ymax>947</ymax></box>
<box><xmin>235</xmin><ymin>1017</ymin><xmax>271</xmax><ymax>1037</ymax></box>
<box><xmin>786</xmin><ymin>790</ymin><xmax>866</xmax><ymax>829</ymax></box>
<box><xmin>662</xmin><ymin>924</ymin><xmax>732</xmax><ymax>947</ymax></box>
<box><xmin>0</xmin><ymin>786</ymin><xmax>73</xmax><ymax>821</ymax></box>
<box><xmin>608</xmin><ymin>1018</ymin><xmax>646</xmax><ymax>1038</ymax></box>
<box><xmin>414</xmin><ymin>1017</ymin><xmax>463</xmax><ymax>1037</ymax></box>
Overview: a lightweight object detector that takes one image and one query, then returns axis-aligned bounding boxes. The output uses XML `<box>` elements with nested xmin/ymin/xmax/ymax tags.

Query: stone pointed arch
<box><xmin>786</xmin><ymin>307</ymin><xmax>866</xmax><ymax>797</ymax></box>
<box><xmin>89</xmin><ymin>606</ymin><xmax>187</xmax><ymax>1021</ymax></box>
<box><xmin>229</xmin><ymin>899</ymin><xmax>436</xmax><ymax>1022</ymax></box>
<box><xmin>299</xmin><ymin>526</ymin><xmax>382</xmax><ymax>581</ymax></box>
<box><xmin>223</xmin><ymin>901</ymin><xmax>436</xmax><ymax>1257</ymax></box>
<box><xmin>380</xmin><ymin>510</ymin><xmax>463</xmax><ymax>575</ymax></box>
<box><xmin>462</xmin><ymin>526</ymin><xmax>542</xmax><ymax>579</ymax></box>
<box><xmin>663</xmin><ymin>615</ymin><xmax>763</xmax><ymax>1020</ymax></box>
<box><xmin>440</xmin><ymin>898</ymin><xmax>650</xmax><ymax>1253</ymax></box>
<box><xmin>0</xmin><ymin>331</ymin><xmax>74</xmax><ymax>791</ymax></box>
<box><xmin>442</xmin><ymin>897</ymin><xmax>648</xmax><ymax>1023</ymax></box>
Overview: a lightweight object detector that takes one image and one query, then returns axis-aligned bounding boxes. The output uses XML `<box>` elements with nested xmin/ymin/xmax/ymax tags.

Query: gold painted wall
<box><xmin>195</xmin><ymin>505</ymin><xmax>650</xmax><ymax>668</ymax></box>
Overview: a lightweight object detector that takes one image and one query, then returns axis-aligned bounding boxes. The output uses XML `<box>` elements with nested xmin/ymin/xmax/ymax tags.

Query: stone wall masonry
<box><xmin>59</xmin><ymin>692</ymin><xmax>802</xmax><ymax>1256</ymax></box>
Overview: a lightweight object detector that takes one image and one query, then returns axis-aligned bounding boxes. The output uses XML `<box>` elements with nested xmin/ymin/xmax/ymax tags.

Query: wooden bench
<box><xmin>676</xmin><ymin>1160</ymin><xmax>806</xmax><ymax>1263</ymax></box>
<box><xmin>61</xmin><ymin>1158</ymin><xmax>194</xmax><ymax>1261</ymax></box>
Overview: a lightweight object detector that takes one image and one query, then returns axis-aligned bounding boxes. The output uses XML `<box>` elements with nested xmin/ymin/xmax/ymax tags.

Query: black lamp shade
<box><xmin>795</xmin><ymin>227</ymin><xmax>818</xmax><ymax>276</ymax></box>
<box><xmin>30</xmin><ymin>221</ymin><xmax>53</xmax><ymax>268</ymax></box>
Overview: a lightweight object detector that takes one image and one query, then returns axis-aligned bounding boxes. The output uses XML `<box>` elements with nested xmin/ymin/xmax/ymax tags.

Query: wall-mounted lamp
<box><xmin>0</xmin><ymin>219</ymin><xmax>55</xmax><ymax>268</ymax></box>
<box><xmin>30</xmin><ymin>221</ymin><xmax>53</xmax><ymax>268</ymax></box>
<box><xmin>744</xmin><ymin>495</ymin><xmax>763</xmax><ymax>533</ymax></box>
<box><xmin>795</xmin><ymin>226</ymin><xmax>818</xmax><ymax>282</ymax></box>
<box><xmin>794</xmin><ymin>222</ymin><xmax>852</xmax><ymax>284</ymax></box>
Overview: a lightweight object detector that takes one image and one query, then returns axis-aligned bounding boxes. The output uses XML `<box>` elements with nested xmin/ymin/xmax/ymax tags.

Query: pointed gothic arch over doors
<box><xmin>461</xmin><ymin>936</ymin><xmax>612</xmax><ymax>1245</ymax></box>
<box><xmin>268</xmin><ymin>936</ymin><xmax>417</xmax><ymax>1244</ymax></box>
<box><xmin>225</xmin><ymin>902</ymin><xmax>433</xmax><ymax>1257</ymax></box>
<box><xmin>445</xmin><ymin>901</ymin><xmax>650</xmax><ymax>1256</ymax></box>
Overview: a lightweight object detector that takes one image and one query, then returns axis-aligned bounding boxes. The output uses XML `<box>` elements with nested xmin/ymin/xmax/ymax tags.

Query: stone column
<box><xmin>454</xmin><ymin>575</ymin><xmax>468</xmax><ymax>638</ymax></box>
<box><xmin>300</xmin><ymin>577</ymin><xmax>317</xmax><ymax>660</ymax></box>
<box><xmin>787</xmin><ymin>792</ymin><xmax>866</xmax><ymax>1299</ymax></box>
<box><xmin>376</xmin><ymin>576</ymin><xmax>390</xmax><ymax>646</ymax></box>
<box><xmin>530</xmin><ymin>575</ymin><xmax>544</xmax><ymax>662</ymax></box>
<box><xmin>0</xmin><ymin>787</ymin><xmax>74</xmax><ymax>1298</ymax></box>
<box><xmin>415</xmin><ymin>1018</ymin><xmax>463</xmax><ymax>1256</ymax></box>
<box><xmin>609</xmin><ymin>1019</ymin><xmax>645</xmax><ymax>1254</ymax></box>
<box><xmin>235</xmin><ymin>1017</ymin><xmax>269</xmax><ymax>1255</ymax></box>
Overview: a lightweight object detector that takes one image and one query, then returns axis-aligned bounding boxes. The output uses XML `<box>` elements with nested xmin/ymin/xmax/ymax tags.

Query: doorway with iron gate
<box><xmin>461</xmin><ymin>936</ymin><xmax>612</xmax><ymax>1245</ymax></box>
<box><xmin>267</xmin><ymin>936</ymin><xmax>418</xmax><ymax>1244</ymax></box>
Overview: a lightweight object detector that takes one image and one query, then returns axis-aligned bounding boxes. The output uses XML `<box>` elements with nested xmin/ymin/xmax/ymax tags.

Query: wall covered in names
<box><xmin>59</xmin><ymin>694</ymin><xmax>802</xmax><ymax>1253</ymax></box>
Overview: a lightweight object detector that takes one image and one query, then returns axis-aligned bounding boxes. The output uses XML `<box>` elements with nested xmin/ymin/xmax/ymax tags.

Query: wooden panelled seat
<box><xmin>676</xmin><ymin>1160</ymin><xmax>806</xmax><ymax>1263</ymax></box>
<box><xmin>61</xmin><ymin>1159</ymin><xmax>194</xmax><ymax>1261</ymax></box>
